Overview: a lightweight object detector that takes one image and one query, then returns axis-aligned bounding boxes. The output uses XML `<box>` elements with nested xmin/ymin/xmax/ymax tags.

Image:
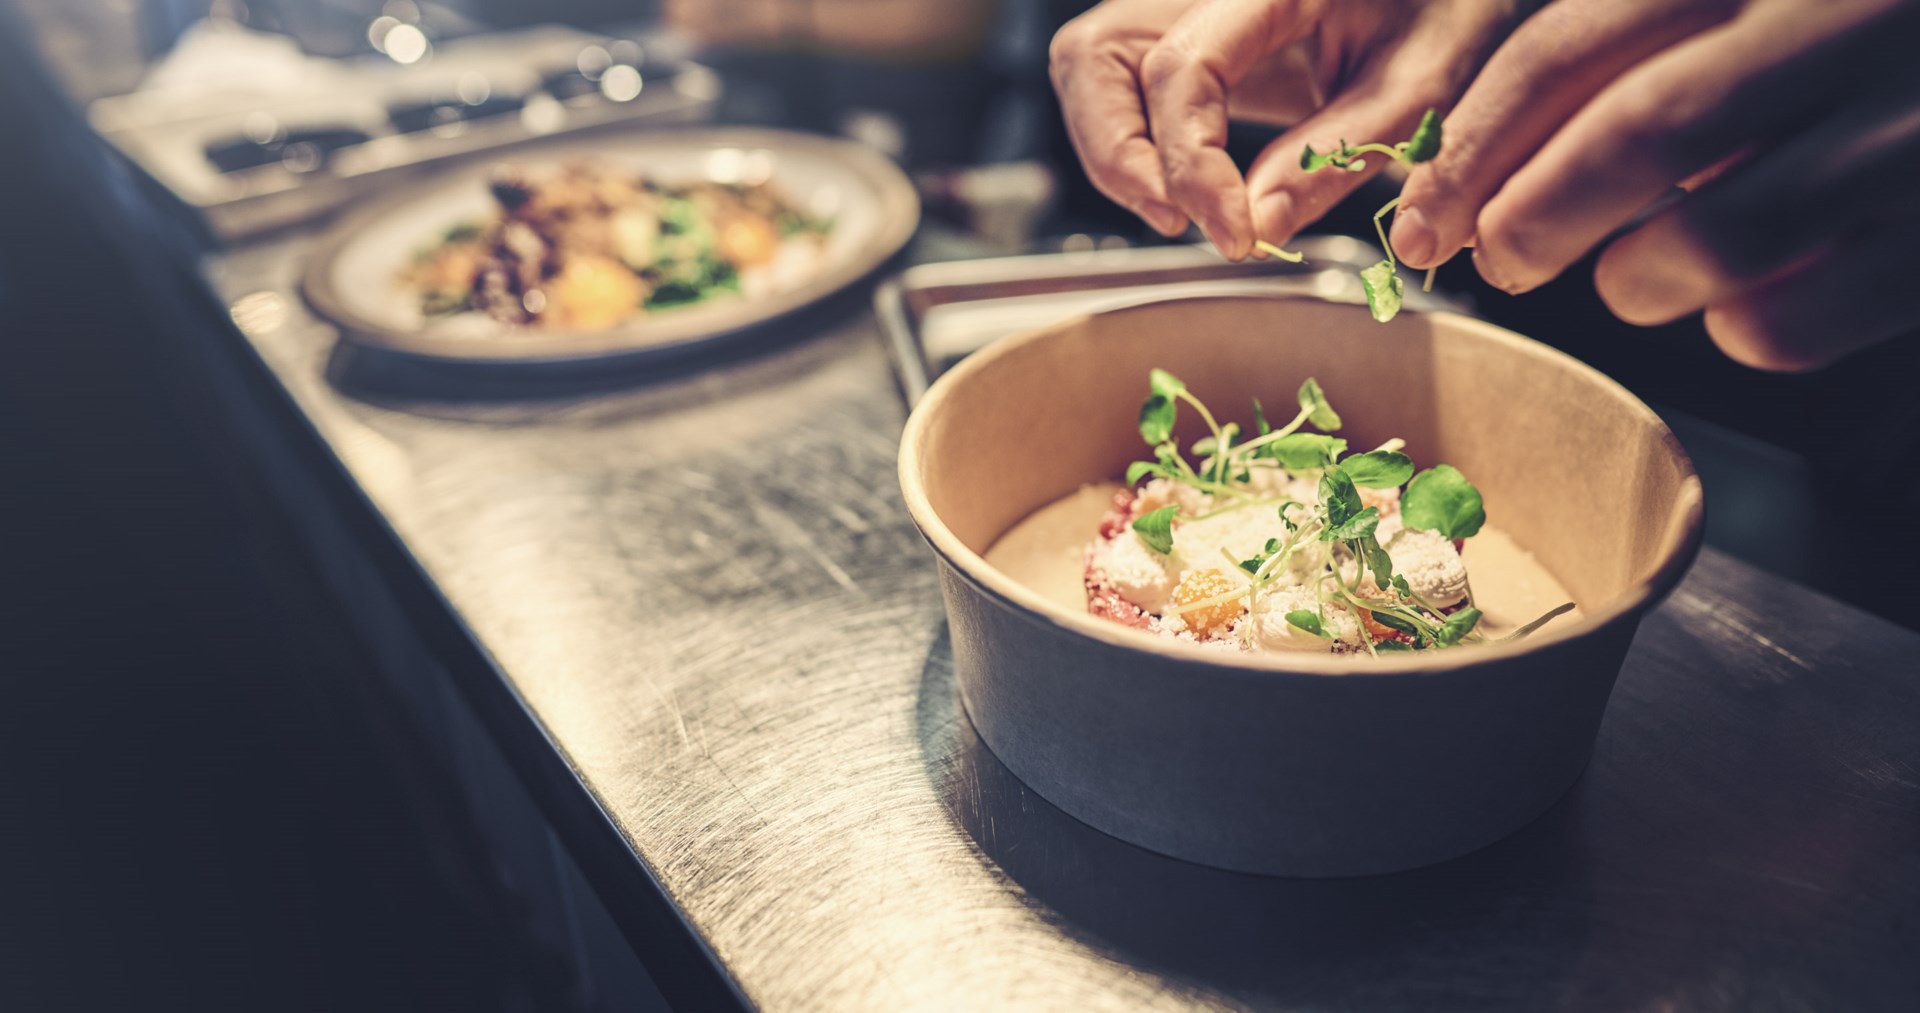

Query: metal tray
<box><xmin>875</xmin><ymin>235</ymin><xmax>1468</xmax><ymax>405</ymax></box>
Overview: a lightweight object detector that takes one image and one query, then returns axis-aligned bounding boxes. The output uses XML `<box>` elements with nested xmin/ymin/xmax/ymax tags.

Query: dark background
<box><xmin>2</xmin><ymin>1</ymin><xmax>1913</xmax><ymax>1010</ymax></box>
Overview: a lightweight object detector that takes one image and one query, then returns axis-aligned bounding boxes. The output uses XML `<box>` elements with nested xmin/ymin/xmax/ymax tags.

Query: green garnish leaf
<box><xmin>1360</xmin><ymin>259</ymin><xmax>1405</xmax><ymax>323</ymax></box>
<box><xmin>1268</xmin><ymin>433</ymin><xmax>1349</xmax><ymax>471</ymax></box>
<box><xmin>1318</xmin><ymin>468</ymin><xmax>1363</xmax><ymax>538</ymax></box>
<box><xmin>1301</xmin><ymin>146</ymin><xmax>1351</xmax><ymax>172</ymax></box>
<box><xmin>1239</xmin><ymin>556</ymin><xmax>1263</xmax><ymax>575</ymax></box>
<box><xmin>1125</xmin><ymin>461</ymin><xmax>1160</xmax><ymax>486</ymax></box>
<box><xmin>1339</xmin><ymin>450</ymin><xmax>1414</xmax><ymax>489</ymax></box>
<box><xmin>1285</xmin><ymin>610</ymin><xmax>1332</xmax><ymax>639</ymax></box>
<box><xmin>1149</xmin><ymin>369</ymin><xmax>1186</xmax><ymax>398</ymax></box>
<box><xmin>1404</xmin><ymin>108</ymin><xmax>1442</xmax><ymax>163</ymax></box>
<box><xmin>1297</xmin><ymin>377</ymin><xmax>1342</xmax><ymax>430</ymax></box>
<box><xmin>1132</xmin><ymin>506</ymin><xmax>1178</xmax><ymax>555</ymax></box>
<box><xmin>1434</xmin><ymin>607</ymin><xmax>1482</xmax><ymax>647</ymax></box>
<box><xmin>1369</xmin><ymin>610</ymin><xmax>1420</xmax><ymax>637</ymax></box>
<box><xmin>1391</xmin><ymin>574</ymin><xmax>1413</xmax><ymax>597</ymax></box>
<box><xmin>1330</xmin><ymin>506</ymin><xmax>1379</xmax><ymax>542</ymax></box>
<box><xmin>1139</xmin><ymin>394</ymin><xmax>1175</xmax><ymax>445</ymax></box>
<box><xmin>1402</xmin><ymin>464</ymin><xmax>1486</xmax><ymax>540</ymax></box>
<box><xmin>1251</xmin><ymin>397</ymin><xmax>1271</xmax><ymax>437</ymax></box>
<box><xmin>1359</xmin><ymin>534</ymin><xmax>1394</xmax><ymax>590</ymax></box>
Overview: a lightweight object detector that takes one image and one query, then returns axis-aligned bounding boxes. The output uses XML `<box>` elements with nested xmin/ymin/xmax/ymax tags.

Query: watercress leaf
<box><xmin>1402</xmin><ymin>464</ymin><xmax>1487</xmax><ymax>540</ymax></box>
<box><xmin>1125</xmin><ymin>461</ymin><xmax>1159</xmax><ymax>486</ymax></box>
<box><xmin>1132</xmin><ymin>505</ymin><xmax>1178</xmax><ymax>555</ymax></box>
<box><xmin>1251</xmin><ymin>397</ymin><xmax>1271</xmax><ymax>436</ymax></box>
<box><xmin>1285</xmin><ymin>610</ymin><xmax>1331</xmax><ymax>639</ymax></box>
<box><xmin>1391</xmin><ymin>574</ymin><xmax>1413</xmax><ymax>597</ymax></box>
<box><xmin>1265</xmin><ymin>538</ymin><xmax>1282</xmax><ymax>554</ymax></box>
<box><xmin>1139</xmin><ymin>393</ymin><xmax>1175</xmax><ymax>445</ymax></box>
<box><xmin>1300</xmin><ymin>144</ymin><xmax>1329</xmax><ymax>171</ymax></box>
<box><xmin>1148</xmin><ymin>369</ymin><xmax>1186</xmax><ymax>398</ymax></box>
<box><xmin>1239</xmin><ymin>557</ymin><xmax>1263</xmax><ymax>575</ymax></box>
<box><xmin>1331</xmin><ymin>506</ymin><xmax>1379</xmax><ymax>542</ymax></box>
<box><xmin>1434</xmin><ymin>607</ymin><xmax>1482</xmax><ymax>647</ymax></box>
<box><xmin>1297</xmin><ymin>377</ymin><xmax>1343</xmax><ymax>430</ymax></box>
<box><xmin>1360</xmin><ymin>259</ymin><xmax>1405</xmax><ymax>323</ymax></box>
<box><xmin>1374</xmin><ymin>639</ymin><xmax>1415</xmax><ymax>652</ymax></box>
<box><xmin>1270</xmin><ymin>433</ymin><xmax>1349</xmax><ymax>471</ymax></box>
<box><xmin>1369</xmin><ymin>610</ymin><xmax>1421</xmax><ymax>637</ymax></box>
<box><xmin>1404</xmin><ymin>108</ymin><xmax>1442</xmax><ymax>163</ymax></box>
<box><xmin>1360</xmin><ymin>534</ymin><xmax>1394</xmax><ymax>590</ymax></box>
<box><xmin>1339</xmin><ymin>450</ymin><xmax>1414</xmax><ymax>489</ymax></box>
<box><xmin>1318</xmin><ymin>468</ymin><xmax>1363</xmax><ymax>530</ymax></box>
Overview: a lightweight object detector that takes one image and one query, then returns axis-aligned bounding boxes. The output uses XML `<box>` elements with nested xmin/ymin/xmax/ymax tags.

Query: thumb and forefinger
<box><xmin>1141</xmin><ymin>0</ymin><xmax>1324</xmax><ymax>259</ymax></box>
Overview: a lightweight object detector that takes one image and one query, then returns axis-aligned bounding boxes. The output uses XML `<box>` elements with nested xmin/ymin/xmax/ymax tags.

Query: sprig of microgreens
<box><xmin>1124</xmin><ymin>369</ymin><xmax>1572</xmax><ymax>652</ymax></box>
<box><xmin>1294</xmin><ymin>108</ymin><xmax>1446</xmax><ymax>324</ymax></box>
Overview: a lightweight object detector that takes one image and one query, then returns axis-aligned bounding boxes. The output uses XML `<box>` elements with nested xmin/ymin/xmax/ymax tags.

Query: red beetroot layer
<box><xmin>1085</xmin><ymin>488</ymin><xmax>1154</xmax><ymax>629</ymax></box>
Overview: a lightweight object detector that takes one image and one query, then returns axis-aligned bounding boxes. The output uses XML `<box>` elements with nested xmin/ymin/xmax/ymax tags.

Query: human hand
<box><xmin>1391</xmin><ymin>0</ymin><xmax>1920</xmax><ymax>370</ymax></box>
<box><xmin>1050</xmin><ymin>0</ymin><xmax>1528</xmax><ymax>259</ymax></box>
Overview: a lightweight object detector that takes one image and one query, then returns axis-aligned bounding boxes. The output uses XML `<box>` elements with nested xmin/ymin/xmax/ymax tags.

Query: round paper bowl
<box><xmin>899</xmin><ymin>295</ymin><xmax>1704</xmax><ymax>877</ymax></box>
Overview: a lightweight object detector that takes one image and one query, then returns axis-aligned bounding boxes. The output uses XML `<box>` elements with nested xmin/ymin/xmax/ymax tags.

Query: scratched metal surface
<box><xmin>207</xmin><ymin>238</ymin><xmax>1920</xmax><ymax>1012</ymax></box>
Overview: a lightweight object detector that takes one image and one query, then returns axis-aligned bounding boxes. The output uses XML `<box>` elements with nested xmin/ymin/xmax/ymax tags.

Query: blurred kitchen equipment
<box><xmin>90</xmin><ymin>20</ymin><xmax>720</xmax><ymax>239</ymax></box>
<box><xmin>664</xmin><ymin>0</ymin><xmax>1002</xmax><ymax>61</ymax></box>
<box><xmin>876</xmin><ymin>235</ymin><xmax>1467</xmax><ymax>405</ymax></box>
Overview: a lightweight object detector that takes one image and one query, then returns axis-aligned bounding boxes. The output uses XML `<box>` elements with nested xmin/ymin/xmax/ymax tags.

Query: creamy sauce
<box><xmin>984</xmin><ymin>483</ymin><xmax>1580</xmax><ymax>645</ymax></box>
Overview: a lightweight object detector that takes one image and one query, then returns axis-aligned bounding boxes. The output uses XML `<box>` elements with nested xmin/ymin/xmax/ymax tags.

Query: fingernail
<box><xmin>1390</xmin><ymin>206</ymin><xmax>1437</xmax><ymax>268</ymax></box>
<box><xmin>1473</xmin><ymin>247</ymin><xmax>1527</xmax><ymax>295</ymax></box>
<box><xmin>1254</xmin><ymin>191</ymin><xmax>1295</xmax><ymax>246</ymax></box>
<box><xmin>1201</xmin><ymin>220</ymin><xmax>1240</xmax><ymax>259</ymax></box>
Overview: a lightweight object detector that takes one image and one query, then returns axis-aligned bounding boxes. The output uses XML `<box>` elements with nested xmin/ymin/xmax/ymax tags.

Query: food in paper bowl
<box><xmin>994</xmin><ymin>369</ymin><xmax>1576</xmax><ymax>656</ymax></box>
<box><xmin>898</xmin><ymin>295</ymin><xmax>1703</xmax><ymax>876</ymax></box>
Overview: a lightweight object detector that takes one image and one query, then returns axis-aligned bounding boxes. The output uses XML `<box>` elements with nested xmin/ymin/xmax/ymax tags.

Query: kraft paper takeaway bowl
<box><xmin>898</xmin><ymin>295</ymin><xmax>1703</xmax><ymax>877</ymax></box>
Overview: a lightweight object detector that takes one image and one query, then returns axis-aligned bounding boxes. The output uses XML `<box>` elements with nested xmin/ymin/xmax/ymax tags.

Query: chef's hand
<box><xmin>1050</xmin><ymin>0</ymin><xmax>1528</xmax><ymax>259</ymax></box>
<box><xmin>1392</xmin><ymin>0</ymin><xmax>1920</xmax><ymax>371</ymax></box>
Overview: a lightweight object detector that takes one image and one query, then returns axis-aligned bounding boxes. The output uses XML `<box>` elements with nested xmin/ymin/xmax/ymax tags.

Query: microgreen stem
<box><xmin>1168</xmin><ymin>584</ymin><xmax>1255</xmax><ymax>617</ymax></box>
<box><xmin>1343</xmin><ymin>143</ymin><xmax>1404</xmax><ymax>163</ymax></box>
<box><xmin>1374</xmin><ymin>197</ymin><xmax>1401</xmax><ymax>268</ymax></box>
<box><xmin>1253</xmin><ymin>240</ymin><xmax>1305</xmax><ymax>263</ymax></box>
<box><xmin>1499</xmin><ymin>602</ymin><xmax>1575</xmax><ymax>642</ymax></box>
<box><xmin>1221</xmin><ymin>406</ymin><xmax>1314</xmax><ymax>462</ymax></box>
<box><xmin>1174</xmin><ymin>390</ymin><xmax>1231</xmax><ymax>483</ymax></box>
<box><xmin>1423</xmin><ymin>266</ymin><xmax>1437</xmax><ymax>293</ymax></box>
<box><xmin>1185</xmin><ymin>496</ymin><xmax>1292</xmax><ymax>523</ymax></box>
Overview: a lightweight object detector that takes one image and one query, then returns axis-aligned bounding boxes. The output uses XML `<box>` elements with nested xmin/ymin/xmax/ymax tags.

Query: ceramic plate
<box><xmin>303</xmin><ymin>128</ymin><xmax>918</xmax><ymax>365</ymax></box>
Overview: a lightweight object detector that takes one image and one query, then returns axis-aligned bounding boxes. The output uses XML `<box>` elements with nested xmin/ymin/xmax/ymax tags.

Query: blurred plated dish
<box><xmin>303</xmin><ymin>128</ymin><xmax>918</xmax><ymax>365</ymax></box>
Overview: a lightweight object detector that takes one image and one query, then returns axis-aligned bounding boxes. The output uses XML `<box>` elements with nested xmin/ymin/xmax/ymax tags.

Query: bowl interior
<box><xmin>904</xmin><ymin>296</ymin><xmax>1701</xmax><ymax>660</ymax></box>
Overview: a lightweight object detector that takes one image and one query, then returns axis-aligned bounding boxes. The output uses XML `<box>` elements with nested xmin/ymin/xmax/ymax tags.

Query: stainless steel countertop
<box><xmin>209</xmin><ymin>237</ymin><xmax>1920</xmax><ymax>1012</ymax></box>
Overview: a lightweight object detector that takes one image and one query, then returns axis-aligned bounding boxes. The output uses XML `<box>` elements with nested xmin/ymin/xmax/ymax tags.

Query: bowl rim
<box><xmin>898</xmin><ymin>293</ymin><xmax>1706</xmax><ymax>679</ymax></box>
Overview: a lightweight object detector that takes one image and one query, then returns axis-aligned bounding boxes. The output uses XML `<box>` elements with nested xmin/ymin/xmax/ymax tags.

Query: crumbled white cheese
<box><xmin>1377</xmin><ymin>513</ymin><xmax>1469</xmax><ymax>605</ymax></box>
<box><xmin>1247</xmin><ymin>585</ymin><xmax>1362</xmax><ymax>652</ymax></box>
<box><xmin>1096</xmin><ymin>531</ymin><xmax>1179</xmax><ymax>613</ymax></box>
<box><xmin>1132</xmin><ymin>478</ymin><xmax>1210</xmax><ymax>519</ymax></box>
